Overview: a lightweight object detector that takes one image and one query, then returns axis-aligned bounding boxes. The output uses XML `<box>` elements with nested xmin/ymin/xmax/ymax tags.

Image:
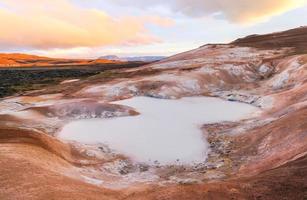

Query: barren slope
<box><xmin>0</xmin><ymin>27</ymin><xmax>306</xmax><ymax>199</ymax></box>
<box><xmin>0</xmin><ymin>53</ymin><xmax>124</xmax><ymax>68</ymax></box>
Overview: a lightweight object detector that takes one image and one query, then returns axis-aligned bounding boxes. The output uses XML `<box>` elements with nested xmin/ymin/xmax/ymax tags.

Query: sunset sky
<box><xmin>0</xmin><ymin>0</ymin><xmax>307</xmax><ymax>58</ymax></box>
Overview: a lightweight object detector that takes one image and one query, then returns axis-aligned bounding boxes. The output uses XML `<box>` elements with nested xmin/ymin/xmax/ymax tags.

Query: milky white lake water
<box><xmin>58</xmin><ymin>97</ymin><xmax>259</xmax><ymax>165</ymax></box>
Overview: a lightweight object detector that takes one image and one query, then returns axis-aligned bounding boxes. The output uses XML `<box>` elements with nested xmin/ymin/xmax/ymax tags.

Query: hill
<box><xmin>0</xmin><ymin>26</ymin><xmax>306</xmax><ymax>199</ymax></box>
<box><xmin>99</xmin><ymin>55</ymin><xmax>166</xmax><ymax>62</ymax></box>
<box><xmin>0</xmin><ymin>53</ymin><xmax>124</xmax><ymax>68</ymax></box>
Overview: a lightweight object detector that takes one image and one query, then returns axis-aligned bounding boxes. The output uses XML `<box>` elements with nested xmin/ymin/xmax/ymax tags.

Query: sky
<box><xmin>0</xmin><ymin>0</ymin><xmax>306</xmax><ymax>58</ymax></box>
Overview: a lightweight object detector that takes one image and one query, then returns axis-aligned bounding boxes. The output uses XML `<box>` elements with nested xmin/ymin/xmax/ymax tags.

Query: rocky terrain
<box><xmin>0</xmin><ymin>27</ymin><xmax>306</xmax><ymax>200</ymax></box>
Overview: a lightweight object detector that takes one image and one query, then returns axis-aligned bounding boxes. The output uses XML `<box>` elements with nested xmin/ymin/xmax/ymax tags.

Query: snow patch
<box><xmin>81</xmin><ymin>175</ymin><xmax>103</xmax><ymax>185</ymax></box>
<box><xmin>60</xmin><ymin>79</ymin><xmax>80</xmax><ymax>84</ymax></box>
<box><xmin>270</xmin><ymin>58</ymin><xmax>302</xmax><ymax>89</ymax></box>
<box><xmin>198</xmin><ymin>66</ymin><xmax>217</xmax><ymax>74</ymax></box>
<box><xmin>271</xmin><ymin>71</ymin><xmax>290</xmax><ymax>89</ymax></box>
<box><xmin>255</xmin><ymin>96</ymin><xmax>275</xmax><ymax>109</ymax></box>
<box><xmin>259</xmin><ymin>64</ymin><xmax>271</xmax><ymax>74</ymax></box>
<box><xmin>222</xmin><ymin>64</ymin><xmax>244</xmax><ymax>76</ymax></box>
<box><xmin>180</xmin><ymin>79</ymin><xmax>200</xmax><ymax>92</ymax></box>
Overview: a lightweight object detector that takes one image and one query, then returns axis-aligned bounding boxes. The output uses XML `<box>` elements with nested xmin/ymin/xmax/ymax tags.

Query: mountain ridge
<box><xmin>0</xmin><ymin>53</ymin><xmax>127</xmax><ymax>67</ymax></box>
<box><xmin>99</xmin><ymin>55</ymin><xmax>166</xmax><ymax>62</ymax></box>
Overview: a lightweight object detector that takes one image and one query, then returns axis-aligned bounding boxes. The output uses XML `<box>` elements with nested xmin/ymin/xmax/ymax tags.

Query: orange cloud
<box><xmin>0</xmin><ymin>0</ymin><xmax>171</xmax><ymax>49</ymax></box>
<box><xmin>191</xmin><ymin>0</ymin><xmax>307</xmax><ymax>24</ymax></box>
<box><xmin>114</xmin><ymin>0</ymin><xmax>307</xmax><ymax>24</ymax></box>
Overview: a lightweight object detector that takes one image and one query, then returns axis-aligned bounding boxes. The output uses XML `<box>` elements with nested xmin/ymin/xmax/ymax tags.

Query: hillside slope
<box><xmin>0</xmin><ymin>53</ymin><xmax>123</xmax><ymax>67</ymax></box>
<box><xmin>232</xmin><ymin>26</ymin><xmax>307</xmax><ymax>53</ymax></box>
<box><xmin>0</xmin><ymin>27</ymin><xmax>306</xmax><ymax>199</ymax></box>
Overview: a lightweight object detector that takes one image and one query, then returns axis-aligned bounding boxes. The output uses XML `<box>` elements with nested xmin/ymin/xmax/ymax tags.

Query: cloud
<box><xmin>0</xmin><ymin>0</ymin><xmax>172</xmax><ymax>49</ymax></box>
<box><xmin>113</xmin><ymin>0</ymin><xmax>307</xmax><ymax>24</ymax></box>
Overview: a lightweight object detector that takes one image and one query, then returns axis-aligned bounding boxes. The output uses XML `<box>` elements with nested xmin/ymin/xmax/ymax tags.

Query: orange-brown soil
<box><xmin>0</xmin><ymin>53</ymin><xmax>124</xmax><ymax>68</ymax></box>
<box><xmin>0</xmin><ymin>27</ymin><xmax>306</xmax><ymax>199</ymax></box>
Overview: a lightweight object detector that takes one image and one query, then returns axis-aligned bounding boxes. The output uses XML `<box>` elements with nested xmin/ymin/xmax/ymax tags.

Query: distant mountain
<box><xmin>0</xmin><ymin>53</ymin><xmax>123</xmax><ymax>68</ymax></box>
<box><xmin>99</xmin><ymin>55</ymin><xmax>166</xmax><ymax>62</ymax></box>
<box><xmin>99</xmin><ymin>55</ymin><xmax>121</xmax><ymax>61</ymax></box>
